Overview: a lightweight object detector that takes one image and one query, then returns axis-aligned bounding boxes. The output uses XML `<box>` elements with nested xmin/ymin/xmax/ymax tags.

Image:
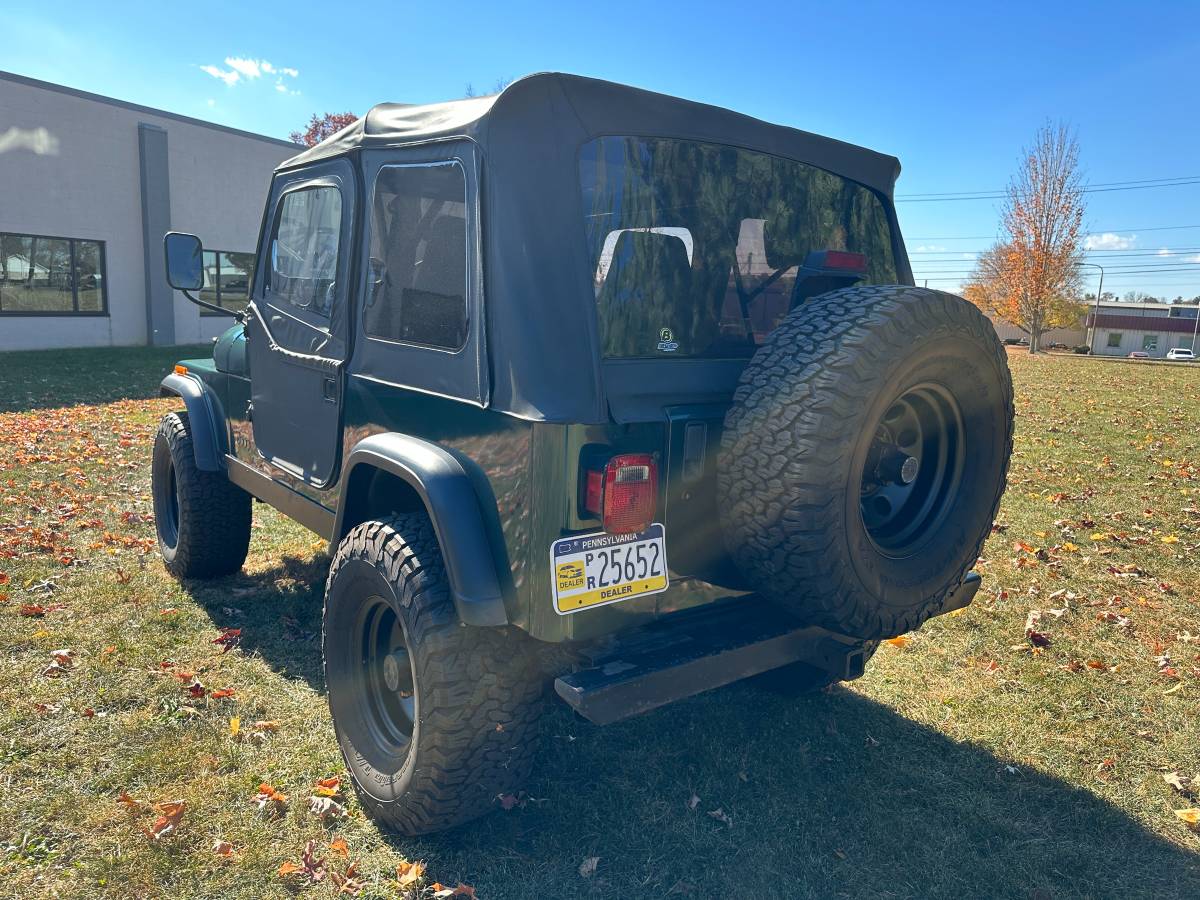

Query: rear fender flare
<box><xmin>332</xmin><ymin>433</ymin><xmax>509</xmax><ymax>627</ymax></box>
<box><xmin>159</xmin><ymin>372</ymin><xmax>226</xmax><ymax>472</ymax></box>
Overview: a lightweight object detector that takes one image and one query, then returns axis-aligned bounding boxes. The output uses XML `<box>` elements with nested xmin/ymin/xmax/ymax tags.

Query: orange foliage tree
<box><xmin>964</xmin><ymin>123</ymin><xmax>1086</xmax><ymax>351</ymax></box>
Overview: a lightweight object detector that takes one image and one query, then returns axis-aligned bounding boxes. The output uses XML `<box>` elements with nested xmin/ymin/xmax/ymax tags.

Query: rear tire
<box><xmin>152</xmin><ymin>412</ymin><xmax>251</xmax><ymax>579</ymax></box>
<box><xmin>718</xmin><ymin>285</ymin><xmax>1013</xmax><ymax>639</ymax></box>
<box><xmin>323</xmin><ymin>514</ymin><xmax>543</xmax><ymax>836</ymax></box>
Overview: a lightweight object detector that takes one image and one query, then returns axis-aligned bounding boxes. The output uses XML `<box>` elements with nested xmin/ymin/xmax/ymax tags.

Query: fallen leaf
<box><xmin>309</xmin><ymin>796</ymin><xmax>349</xmax><ymax>821</ymax></box>
<box><xmin>579</xmin><ymin>856</ymin><xmax>600</xmax><ymax>878</ymax></box>
<box><xmin>212</xmin><ymin>840</ymin><xmax>235</xmax><ymax>857</ymax></box>
<box><xmin>253</xmin><ymin>783</ymin><xmax>289</xmax><ymax>817</ymax></box>
<box><xmin>1175</xmin><ymin>808</ymin><xmax>1200</xmax><ymax>830</ymax></box>
<box><xmin>707</xmin><ymin>807</ymin><xmax>733</xmax><ymax>828</ymax></box>
<box><xmin>687</xmin><ymin>793</ymin><xmax>700</xmax><ymax>811</ymax></box>
<box><xmin>497</xmin><ymin>792</ymin><xmax>520</xmax><ymax>810</ymax></box>
<box><xmin>885</xmin><ymin>635</ymin><xmax>910</xmax><ymax>649</ymax></box>
<box><xmin>1163</xmin><ymin>772</ymin><xmax>1191</xmax><ymax>793</ymax></box>
<box><xmin>143</xmin><ymin>800</ymin><xmax>185</xmax><ymax>841</ymax></box>
<box><xmin>212</xmin><ymin>627</ymin><xmax>242</xmax><ymax>652</ymax></box>
<box><xmin>396</xmin><ymin>859</ymin><xmax>426</xmax><ymax>887</ymax></box>
<box><xmin>279</xmin><ymin>840</ymin><xmax>326</xmax><ymax>883</ymax></box>
<box><xmin>209</xmin><ymin>687</ymin><xmax>236</xmax><ymax>700</ymax></box>
<box><xmin>330</xmin><ymin>837</ymin><xmax>349</xmax><ymax>858</ymax></box>
<box><xmin>229</xmin><ymin>717</ymin><xmax>240</xmax><ymax>737</ymax></box>
<box><xmin>117</xmin><ymin>791</ymin><xmax>143</xmax><ymax>812</ymax></box>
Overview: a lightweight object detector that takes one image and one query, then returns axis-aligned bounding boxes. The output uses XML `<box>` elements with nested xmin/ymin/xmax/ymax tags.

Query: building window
<box><xmin>200</xmin><ymin>250</ymin><xmax>256</xmax><ymax>315</ymax></box>
<box><xmin>1106</xmin><ymin>332</ymin><xmax>1123</xmax><ymax>348</ymax></box>
<box><xmin>1143</xmin><ymin>334</ymin><xmax>1159</xmax><ymax>352</ymax></box>
<box><xmin>0</xmin><ymin>232</ymin><xmax>107</xmax><ymax>315</ymax></box>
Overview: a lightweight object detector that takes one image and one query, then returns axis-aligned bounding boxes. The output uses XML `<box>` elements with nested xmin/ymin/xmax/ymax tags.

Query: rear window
<box><xmin>579</xmin><ymin>136</ymin><xmax>898</xmax><ymax>359</ymax></box>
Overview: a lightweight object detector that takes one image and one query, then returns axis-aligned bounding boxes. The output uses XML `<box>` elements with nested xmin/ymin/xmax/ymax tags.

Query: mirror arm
<box><xmin>179</xmin><ymin>287</ymin><xmax>238</xmax><ymax>318</ymax></box>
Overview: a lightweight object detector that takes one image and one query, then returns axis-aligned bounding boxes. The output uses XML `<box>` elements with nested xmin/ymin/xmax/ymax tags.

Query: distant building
<box><xmin>989</xmin><ymin>318</ymin><xmax>1086</xmax><ymax>347</ymax></box>
<box><xmin>0</xmin><ymin>71</ymin><xmax>299</xmax><ymax>351</ymax></box>
<box><xmin>1084</xmin><ymin>300</ymin><xmax>1200</xmax><ymax>357</ymax></box>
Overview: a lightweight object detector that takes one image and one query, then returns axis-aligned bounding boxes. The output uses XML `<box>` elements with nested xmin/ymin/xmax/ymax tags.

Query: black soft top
<box><xmin>281</xmin><ymin>73</ymin><xmax>900</xmax><ymax>194</ymax></box>
<box><xmin>280</xmin><ymin>74</ymin><xmax>905</xmax><ymax>423</ymax></box>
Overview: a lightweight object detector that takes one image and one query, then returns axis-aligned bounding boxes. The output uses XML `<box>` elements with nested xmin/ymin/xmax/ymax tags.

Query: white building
<box><xmin>1085</xmin><ymin>300</ymin><xmax>1200</xmax><ymax>357</ymax></box>
<box><xmin>0</xmin><ymin>71</ymin><xmax>299</xmax><ymax>351</ymax></box>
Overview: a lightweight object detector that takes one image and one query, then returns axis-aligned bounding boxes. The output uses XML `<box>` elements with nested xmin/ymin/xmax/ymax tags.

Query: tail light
<box><xmin>583</xmin><ymin>453</ymin><xmax>658</xmax><ymax>534</ymax></box>
<box><xmin>803</xmin><ymin>249</ymin><xmax>867</xmax><ymax>273</ymax></box>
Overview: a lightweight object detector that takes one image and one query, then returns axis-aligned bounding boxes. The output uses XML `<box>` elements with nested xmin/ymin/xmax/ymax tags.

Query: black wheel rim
<box><xmin>859</xmin><ymin>383</ymin><xmax>965</xmax><ymax>557</ymax></box>
<box><xmin>155</xmin><ymin>456</ymin><xmax>181</xmax><ymax>550</ymax></box>
<box><xmin>351</xmin><ymin>596</ymin><xmax>416</xmax><ymax>755</ymax></box>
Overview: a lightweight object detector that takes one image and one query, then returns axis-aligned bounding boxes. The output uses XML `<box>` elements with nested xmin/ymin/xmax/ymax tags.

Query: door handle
<box><xmin>322</xmin><ymin>376</ymin><xmax>337</xmax><ymax>403</ymax></box>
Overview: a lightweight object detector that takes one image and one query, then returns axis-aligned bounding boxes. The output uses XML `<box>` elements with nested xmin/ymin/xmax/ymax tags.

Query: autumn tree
<box><xmin>963</xmin><ymin>123</ymin><xmax>1086</xmax><ymax>352</ymax></box>
<box><xmin>290</xmin><ymin>112</ymin><xmax>358</xmax><ymax>147</ymax></box>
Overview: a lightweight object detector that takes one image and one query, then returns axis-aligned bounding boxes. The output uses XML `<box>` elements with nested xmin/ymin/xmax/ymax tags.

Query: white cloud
<box><xmin>1084</xmin><ymin>232</ymin><xmax>1137</xmax><ymax>251</ymax></box>
<box><xmin>914</xmin><ymin>244</ymin><xmax>947</xmax><ymax>253</ymax></box>
<box><xmin>1189</xmin><ymin>254</ymin><xmax>1200</xmax><ymax>264</ymax></box>
<box><xmin>225</xmin><ymin>57</ymin><xmax>263</xmax><ymax>79</ymax></box>
<box><xmin>200</xmin><ymin>57</ymin><xmax>299</xmax><ymax>89</ymax></box>
<box><xmin>1158</xmin><ymin>247</ymin><xmax>1172</xmax><ymax>256</ymax></box>
<box><xmin>200</xmin><ymin>64</ymin><xmax>240</xmax><ymax>87</ymax></box>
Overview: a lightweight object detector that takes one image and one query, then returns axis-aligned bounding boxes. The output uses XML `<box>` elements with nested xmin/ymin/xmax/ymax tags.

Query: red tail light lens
<box><xmin>584</xmin><ymin>453</ymin><xmax>658</xmax><ymax>534</ymax></box>
<box><xmin>823</xmin><ymin>250</ymin><xmax>867</xmax><ymax>271</ymax></box>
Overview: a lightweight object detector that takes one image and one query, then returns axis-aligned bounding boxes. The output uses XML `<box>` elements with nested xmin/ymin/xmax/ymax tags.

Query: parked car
<box><xmin>152</xmin><ymin>73</ymin><xmax>1015</xmax><ymax>836</ymax></box>
<box><xmin>1166</xmin><ymin>348</ymin><xmax>1196</xmax><ymax>361</ymax></box>
<box><xmin>1128</xmin><ymin>351</ymin><xmax>1150</xmax><ymax>359</ymax></box>
<box><xmin>1048</xmin><ymin>341</ymin><xmax>1069</xmax><ymax>351</ymax></box>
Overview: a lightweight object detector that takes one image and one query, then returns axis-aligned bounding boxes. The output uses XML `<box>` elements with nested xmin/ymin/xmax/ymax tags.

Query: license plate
<box><xmin>551</xmin><ymin>523</ymin><xmax>669</xmax><ymax>615</ymax></box>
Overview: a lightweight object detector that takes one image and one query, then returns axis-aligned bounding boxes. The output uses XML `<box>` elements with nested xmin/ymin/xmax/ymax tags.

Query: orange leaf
<box><xmin>278</xmin><ymin>861</ymin><xmax>304</xmax><ymax>877</ymax></box>
<box><xmin>885</xmin><ymin>635</ymin><xmax>910</xmax><ymax>649</ymax></box>
<box><xmin>209</xmin><ymin>688</ymin><xmax>236</xmax><ymax>699</ymax></box>
<box><xmin>330</xmin><ymin>837</ymin><xmax>349</xmax><ymax>858</ymax></box>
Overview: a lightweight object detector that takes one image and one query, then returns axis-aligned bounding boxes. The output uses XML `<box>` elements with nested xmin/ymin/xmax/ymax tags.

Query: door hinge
<box><xmin>322</xmin><ymin>377</ymin><xmax>337</xmax><ymax>402</ymax></box>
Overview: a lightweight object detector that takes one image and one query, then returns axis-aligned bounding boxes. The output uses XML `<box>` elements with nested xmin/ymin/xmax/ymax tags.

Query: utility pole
<box><xmin>1080</xmin><ymin>262</ymin><xmax>1104</xmax><ymax>354</ymax></box>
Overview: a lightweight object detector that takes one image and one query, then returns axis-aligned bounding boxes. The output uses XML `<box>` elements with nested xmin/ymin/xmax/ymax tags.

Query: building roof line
<box><xmin>0</xmin><ymin>70</ymin><xmax>301</xmax><ymax>149</ymax></box>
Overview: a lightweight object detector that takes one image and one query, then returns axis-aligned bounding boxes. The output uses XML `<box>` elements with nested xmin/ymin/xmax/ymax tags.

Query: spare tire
<box><xmin>718</xmin><ymin>285</ymin><xmax>1013</xmax><ymax>639</ymax></box>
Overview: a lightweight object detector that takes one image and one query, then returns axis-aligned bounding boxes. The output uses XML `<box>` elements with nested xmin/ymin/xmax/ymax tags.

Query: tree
<box><xmin>289</xmin><ymin>112</ymin><xmax>358</xmax><ymax>147</ymax></box>
<box><xmin>963</xmin><ymin>123</ymin><xmax>1086</xmax><ymax>352</ymax></box>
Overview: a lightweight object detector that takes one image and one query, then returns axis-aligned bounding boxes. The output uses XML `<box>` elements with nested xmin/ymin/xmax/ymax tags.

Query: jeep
<box><xmin>154</xmin><ymin>73</ymin><xmax>1013</xmax><ymax>835</ymax></box>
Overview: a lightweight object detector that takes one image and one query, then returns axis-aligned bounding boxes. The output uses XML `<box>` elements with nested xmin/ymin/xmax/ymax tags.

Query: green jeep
<box><xmin>155</xmin><ymin>73</ymin><xmax>1013</xmax><ymax>835</ymax></box>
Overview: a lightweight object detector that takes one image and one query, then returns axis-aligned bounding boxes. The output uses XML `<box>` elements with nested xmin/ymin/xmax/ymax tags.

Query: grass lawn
<box><xmin>1</xmin><ymin>345</ymin><xmax>1198</xmax><ymax>899</ymax></box>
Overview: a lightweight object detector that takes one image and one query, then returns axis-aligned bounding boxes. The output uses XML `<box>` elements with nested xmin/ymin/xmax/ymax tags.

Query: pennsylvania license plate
<box><xmin>551</xmin><ymin>523</ymin><xmax>669</xmax><ymax>615</ymax></box>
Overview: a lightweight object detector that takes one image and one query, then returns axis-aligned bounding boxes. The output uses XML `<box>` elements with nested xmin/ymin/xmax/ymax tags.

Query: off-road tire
<box><xmin>152</xmin><ymin>411</ymin><xmax>251</xmax><ymax>579</ymax></box>
<box><xmin>323</xmin><ymin>514</ymin><xmax>543</xmax><ymax>836</ymax></box>
<box><xmin>718</xmin><ymin>285</ymin><xmax>1013</xmax><ymax>639</ymax></box>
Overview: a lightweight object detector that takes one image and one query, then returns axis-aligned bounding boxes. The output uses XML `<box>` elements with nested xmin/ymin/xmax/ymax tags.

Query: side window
<box><xmin>364</xmin><ymin>163</ymin><xmax>468</xmax><ymax>350</ymax></box>
<box><xmin>267</xmin><ymin>186</ymin><xmax>343</xmax><ymax>319</ymax></box>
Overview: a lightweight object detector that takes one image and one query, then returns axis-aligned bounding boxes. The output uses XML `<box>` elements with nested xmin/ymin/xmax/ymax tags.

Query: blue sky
<box><xmin>3</xmin><ymin>0</ymin><xmax>1198</xmax><ymax>297</ymax></box>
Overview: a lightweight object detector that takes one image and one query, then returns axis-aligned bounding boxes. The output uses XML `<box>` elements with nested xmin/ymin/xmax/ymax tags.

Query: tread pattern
<box><xmin>153</xmin><ymin>412</ymin><xmax>251</xmax><ymax>579</ymax></box>
<box><xmin>325</xmin><ymin>514</ymin><xmax>543</xmax><ymax>835</ymax></box>
<box><xmin>718</xmin><ymin>285</ymin><xmax>1014</xmax><ymax>638</ymax></box>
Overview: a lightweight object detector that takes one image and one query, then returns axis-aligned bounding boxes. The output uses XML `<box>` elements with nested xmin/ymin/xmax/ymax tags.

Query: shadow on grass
<box><xmin>186</xmin><ymin>553</ymin><xmax>330</xmax><ymax>690</ymax></box>
<box><xmin>187</xmin><ymin>558</ymin><xmax>1200</xmax><ymax>899</ymax></box>
<box><xmin>0</xmin><ymin>344</ymin><xmax>211</xmax><ymax>412</ymax></box>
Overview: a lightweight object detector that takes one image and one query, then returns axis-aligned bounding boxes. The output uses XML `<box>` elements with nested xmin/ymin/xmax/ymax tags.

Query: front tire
<box><xmin>152</xmin><ymin>412</ymin><xmax>251</xmax><ymax>579</ymax></box>
<box><xmin>323</xmin><ymin>514</ymin><xmax>543</xmax><ymax>836</ymax></box>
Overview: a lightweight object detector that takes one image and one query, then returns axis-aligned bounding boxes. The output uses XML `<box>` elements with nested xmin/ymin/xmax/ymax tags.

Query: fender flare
<box><xmin>159</xmin><ymin>372</ymin><xmax>226</xmax><ymax>472</ymax></box>
<box><xmin>332</xmin><ymin>433</ymin><xmax>509</xmax><ymax>627</ymax></box>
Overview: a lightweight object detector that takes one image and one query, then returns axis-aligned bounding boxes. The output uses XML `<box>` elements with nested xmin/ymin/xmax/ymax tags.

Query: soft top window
<box><xmin>363</xmin><ymin>162</ymin><xmax>468</xmax><ymax>351</ymax></box>
<box><xmin>579</xmin><ymin>136</ymin><xmax>898</xmax><ymax>359</ymax></box>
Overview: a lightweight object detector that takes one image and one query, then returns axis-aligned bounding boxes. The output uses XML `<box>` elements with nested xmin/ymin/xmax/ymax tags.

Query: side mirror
<box><xmin>164</xmin><ymin>232</ymin><xmax>204</xmax><ymax>291</ymax></box>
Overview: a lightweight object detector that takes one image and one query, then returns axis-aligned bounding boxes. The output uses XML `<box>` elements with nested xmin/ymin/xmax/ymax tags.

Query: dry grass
<box><xmin>0</xmin><ymin>345</ymin><xmax>1198</xmax><ymax>899</ymax></box>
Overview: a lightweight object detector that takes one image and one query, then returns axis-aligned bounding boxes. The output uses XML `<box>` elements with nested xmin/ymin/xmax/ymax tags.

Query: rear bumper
<box><xmin>554</xmin><ymin>572</ymin><xmax>982</xmax><ymax>725</ymax></box>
